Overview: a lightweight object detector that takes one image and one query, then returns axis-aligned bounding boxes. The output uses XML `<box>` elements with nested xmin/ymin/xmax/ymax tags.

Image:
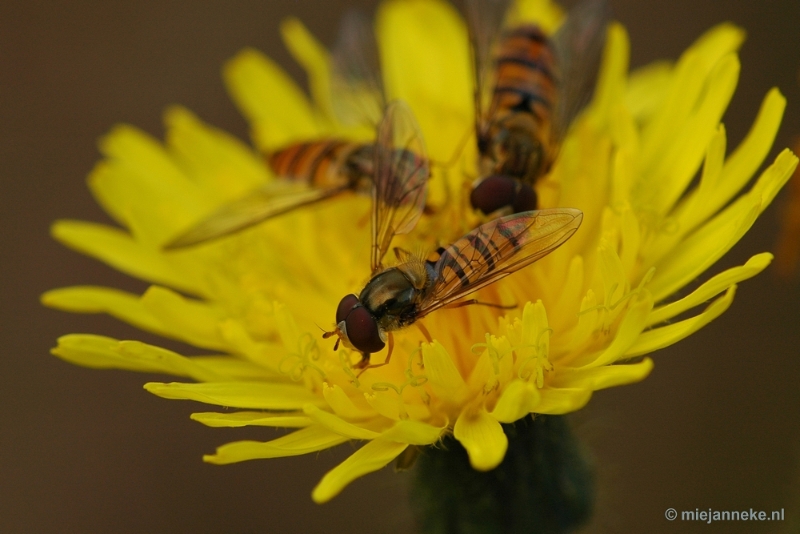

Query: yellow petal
<box><xmin>205</xmin><ymin>426</ymin><xmax>349</xmax><ymax>464</ymax></box>
<box><xmin>666</xmin><ymin>124</ymin><xmax>728</xmax><ymax>243</ymax></box>
<box><xmin>89</xmin><ymin>125</ymin><xmax>212</xmax><ymax>245</ymax></box>
<box><xmin>144</xmin><ymin>381</ymin><xmax>325</xmax><ymax>410</ymax></box>
<box><xmin>323</xmin><ymin>383</ymin><xmax>376</xmax><ymax>420</ymax></box>
<box><xmin>651</xmin><ymin>53</ymin><xmax>739</xmax><ymax>214</ymax></box>
<box><xmin>191</xmin><ymin>411</ymin><xmax>312</xmax><ymax>428</ymax></box>
<box><xmin>597</xmin><ymin>239</ymin><xmax>627</xmax><ymax>309</ymax></box>
<box><xmin>51</xmin><ymin>334</ymin><xmax>221</xmax><ymax>381</ymax></box>
<box><xmin>223</xmin><ymin>48</ymin><xmax>321</xmax><ymax>151</ymax></box>
<box><xmin>651</xmin><ymin>149</ymin><xmax>796</xmax><ymax>301</ymax></box>
<box><xmin>116</xmin><ymin>340</ymin><xmax>225</xmax><ymax>381</ymax></box>
<box><xmin>552</xmin><ymin>358</ymin><xmax>653</xmax><ymax>390</ymax></box>
<box><xmin>510</xmin><ymin>0</ymin><xmax>563</xmax><ymax>33</ymax></box>
<box><xmin>379</xmin><ymin>419</ymin><xmax>445</xmax><ymax>445</ymax></box>
<box><xmin>609</xmin><ymin>135</ymin><xmax>637</xmax><ymax>209</ymax></box>
<box><xmin>141</xmin><ymin>286</ymin><xmax>228</xmax><ymax>351</ymax></box>
<box><xmin>589</xmin><ymin>23</ymin><xmax>630</xmax><ymax>128</ymax></box>
<box><xmin>164</xmin><ymin>106</ymin><xmax>270</xmax><ymax>200</ymax></box>
<box><xmin>303</xmin><ymin>405</ymin><xmax>381</xmax><ymax>439</ymax></box>
<box><xmin>707</xmin><ymin>89</ymin><xmax>786</xmax><ymax>218</ymax></box>
<box><xmin>533</xmin><ymin>388</ymin><xmax>592</xmax><ymax>415</ymax></box>
<box><xmin>625</xmin><ymin>60</ymin><xmax>673</xmax><ymax>123</ymax></box>
<box><xmin>377</xmin><ymin>0</ymin><xmax>472</xmax><ymax>164</ymax></box>
<box><xmin>690</xmin><ymin>23</ymin><xmax>745</xmax><ymax>61</ymax></box>
<box><xmin>312</xmin><ymin>439</ymin><xmax>408</xmax><ymax>503</ymax></box>
<box><xmin>217</xmin><ymin>320</ymin><xmax>282</xmax><ymax>373</ymax></box>
<box><xmin>362</xmin><ymin>389</ymin><xmax>432</xmax><ymax>422</ymax></box>
<box><xmin>491</xmin><ymin>380</ymin><xmax>540</xmax><ymax>424</ymax></box>
<box><xmin>41</xmin><ymin>286</ymin><xmax>167</xmax><ymax>337</ymax></box>
<box><xmin>669</xmin><ymin>90</ymin><xmax>786</xmax><ymax>247</ymax></box>
<box><xmin>626</xmin><ymin>286</ymin><xmax>736</xmax><ymax>358</ymax></box>
<box><xmin>453</xmin><ymin>409</ymin><xmax>508</xmax><ymax>471</ymax></box>
<box><xmin>563</xmin><ymin>289</ymin><xmax>599</xmax><ymax>353</ymax></box>
<box><xmin>649</xmin><ymin>203</ymin><xmax>758</xmax><ymax>302</ymax></box>
<box><xmin>280</xmin><ymin>17</ymin><xmax>334</xmax><ymax>123</ymax></box>
<box><xmin>618</xmin><ymin>208</ymin><xmax>642</xmax><ymax>273</ymax></box>
<box><xmin>639</xmin><ymin>24</ymin><xmax>743</xmax><ymax>183</ymax></box>
<box><xmin>754</xmin><ymin>148</ymin><xmax>799</xmax><ymax>208</ymax></box>
<box><xmin>648</xmin><ymin>253</ymin><xmax>772</xmax><ymax>326</ymax></box>
<box><xmin>519</xmin><ymin>301</ymin><xmax>549</xmax><ymax>356</ymax></box>
<box><xmin>548</xmin><ymin>256</ymin><xmax>583</xmax><ymax>331</ymax></box>
<box><xmin>467</xmin><ymin>335</ymin><xmax>514</xmax><ymax>392</ymax></box>
<box><xmin>51</xmin><ymin>220</ymin><xmax>202</xmax><ymax>295</ymax></box>
<box><xmin>190</xmin><ymin>356</ymin><xmax>284</xmax><ymax>381</ymax></box>
<box><xmin>421</xmin><ymin>341</ymin><xmax>467</xmax><ymax>402</ymax></box>
<box><xmin>581</xmin><ymin>294</ymin><xmax>653</xmax><ymax>368</ymax></box>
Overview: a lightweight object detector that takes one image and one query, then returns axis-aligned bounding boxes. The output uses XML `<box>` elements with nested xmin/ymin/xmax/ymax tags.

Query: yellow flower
<box><xmin>43</xmin><ymin>0</ymin><xmax>796</xmax><ymax>503</ymax></box>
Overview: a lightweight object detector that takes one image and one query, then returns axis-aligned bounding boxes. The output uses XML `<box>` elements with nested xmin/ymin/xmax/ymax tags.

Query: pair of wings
<box><xmin>467</xmin><ymin>0</ymin><xmax>611</xmax><ymax>143</ymax></box>
<box><xmin>414</xmin><ymin>208</ymin><xmax>583</xmax><ymax>319</ymax></box>
<box><xmin>164</xmin><ymin>100</ymin><xmax>429</xmax><ymax>257</ymax></box>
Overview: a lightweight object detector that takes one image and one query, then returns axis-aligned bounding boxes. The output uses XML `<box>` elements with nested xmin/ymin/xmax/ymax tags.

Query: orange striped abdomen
<box><xmin>268</xmin><ymin>140</ymin><xmax>374</xmax><ymax>192</ymax></box>
<box><xmin>480</xmin><ymin>25</ymin><xmax>559</xmax><ymax>183</ymax></box>
<box><xmin>491</xmin><ymin>25</ymin><xmax>557</xmax><ymax>126</ymax></box>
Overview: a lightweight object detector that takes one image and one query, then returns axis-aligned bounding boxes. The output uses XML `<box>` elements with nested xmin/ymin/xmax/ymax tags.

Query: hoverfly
<box><xmin>164</xmin><ymin>10</ymin><xmax>387</xmax><ymax>250</ymax></box>
<box><xmin>467</xmin><ymin>0</ymin><xmax>610</xmax><ymax>215</ymax></box>
<box><xmin>325</xmin><ymin>103</ymin><xmax>583</xmax><ymax>370</ymax></box>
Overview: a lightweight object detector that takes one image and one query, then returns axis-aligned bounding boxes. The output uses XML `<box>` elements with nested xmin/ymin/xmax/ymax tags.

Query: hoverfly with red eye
<box><xmin>164</xmin><ymin>10</ymin><xmax>387</xmax><ymax>250</ymax></box>
<box><xmin>324</xmin><ymin>102</ymin><xmax>583</xmax><ymax>371</ymax></box>
<box><xmin>466</xmin><ymin>0</ymin><xmax>610</xmax><ymax>216</ymax></box>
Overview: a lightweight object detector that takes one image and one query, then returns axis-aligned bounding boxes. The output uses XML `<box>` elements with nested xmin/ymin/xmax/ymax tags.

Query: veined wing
<box><xmin>465</xmin><ymin>0</ymin><xmax>513</xmax><ymax>134</ymax></box>
<box><xmin>551</xmin><ymin>0</ymin><xmax>611</xmax><ymax>141</ymax></box>
<box><xmin>371</xmin><ymin>101</ymin><xmax>430</xmax><ymax>273</ymax></box>
<box><xmin>418</xmin><ymin>208</ymin><xmax>582</xmax><ymax>316</ymax></box>
<box><xmin>330</xmin><ymin>9</ymin><xmax>385</xmax><ymax>127</ymax></box>
<box><xmin>164</xmin><ymin>181</ymin><xmax>349</xmax><ymax>249</ymax></box>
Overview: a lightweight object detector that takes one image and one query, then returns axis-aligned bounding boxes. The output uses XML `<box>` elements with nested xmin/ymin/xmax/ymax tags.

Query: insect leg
<box><xmin>356</xmin><ymin>332</ymin><xmax>395</xmax><ymax>377</ymax></box>
<box><xmin>444</xmin><ymin>299</ymin><xmax>517</xmax><ymax>311</ymax></box>
<box><xmin>415</xmin><ymin>322</ymin><xmax>433</xmax><ymax>343</ymax></box>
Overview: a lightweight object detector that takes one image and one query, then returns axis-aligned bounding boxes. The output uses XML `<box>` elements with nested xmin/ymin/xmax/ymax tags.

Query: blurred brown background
<box><xmin>1</xmin><ymin>1</ymin><xmax>799</xmax><ymax>532</ymax></box>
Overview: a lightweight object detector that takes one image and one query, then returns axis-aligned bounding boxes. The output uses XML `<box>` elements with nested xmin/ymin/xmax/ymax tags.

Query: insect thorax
<box><xmin>344</xmin><ymin>144</ymin><xmax>375</xmax><ymax>193</ymax></box>
<box><xmin>360</xmin><ymin>268</ymin><xmax>422</xmax><ymax>331</ymax></box>
<box><xmin>481</xmin><ymin>114</ymin><xmax>552</xmax><ymax>182</ymax></box>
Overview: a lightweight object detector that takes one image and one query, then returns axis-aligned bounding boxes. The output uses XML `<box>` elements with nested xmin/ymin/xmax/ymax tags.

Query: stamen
<box><xmin>577</xmin><ymin>267</ymin><xmax>655</xmax><ymax>317</ymax></box>
<box><xmin>278</xmin><ymin>332</ymin><xmax>326</xmax><ymax>381</ymax></box>
<box><xmin>340</xmin><ymin>351</ymin><xmax>360</xmax><ymax>388</ymax></box>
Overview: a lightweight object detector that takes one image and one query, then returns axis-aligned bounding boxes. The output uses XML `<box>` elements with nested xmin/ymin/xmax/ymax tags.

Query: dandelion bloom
<box><xmin>43</xmin><ymin>0</ymin><xmax>796</xmax><ymax>503</ymax></box>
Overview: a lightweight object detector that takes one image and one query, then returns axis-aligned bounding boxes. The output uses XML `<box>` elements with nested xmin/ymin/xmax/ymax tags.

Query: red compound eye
<box><xmin>471</xmin><ymin>175</ymin><xmax>517</xmax><ymax>214</ymax></box>
<box><xmin>470</xmin><ymin>175</ymin><xmax>537</xmax><ymax>214</ymax></box>
<box><xmin>344</xmin><ymin>306</ymin><xmax>385</xmax><ymax>354</ymax></box>
<box><xmin>336</xmin><ymin>294</ymin><xmax>360</xmax><ymax>324</ymax></box>
<box><xmin>511</xmin><ymin>182</ymin><xmax>536</xmax><ymax>212</ymax></box>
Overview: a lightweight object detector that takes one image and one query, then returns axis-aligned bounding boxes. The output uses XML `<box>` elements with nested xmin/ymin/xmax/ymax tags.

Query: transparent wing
<box><xmin>418</xmin><ymin>208</ymin><xmax>582</xmax><ymax>316</ymax></box>
<box><xmin>371</xmin><ymin>101</ymin><xmax>430</xmax><ymax>273</ymax></box>
<box><xmin>164</xmin><ymin>181</ymin><xmax>349</xmax><ymax>249</ymax></box>
<box><xmin>551</xmin><ymin>0</ymin><xmax>611</xmax><ymax>140</ymax></box>
<box><xmin>465</xmin><ymin>0</ymin><xmax>513</xmax><ymax>134</ymax></box>
<box><xmin>330</xmin><ymin>9</ymin><xmax>385</xmax><ymax>127</ymax></box>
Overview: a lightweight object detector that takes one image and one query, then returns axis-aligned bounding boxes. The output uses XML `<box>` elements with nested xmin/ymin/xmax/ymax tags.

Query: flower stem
<box><xmin>411</xmin><ymin>415</ymin><xmax>594</xmax><ymax>534</ymax></box>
